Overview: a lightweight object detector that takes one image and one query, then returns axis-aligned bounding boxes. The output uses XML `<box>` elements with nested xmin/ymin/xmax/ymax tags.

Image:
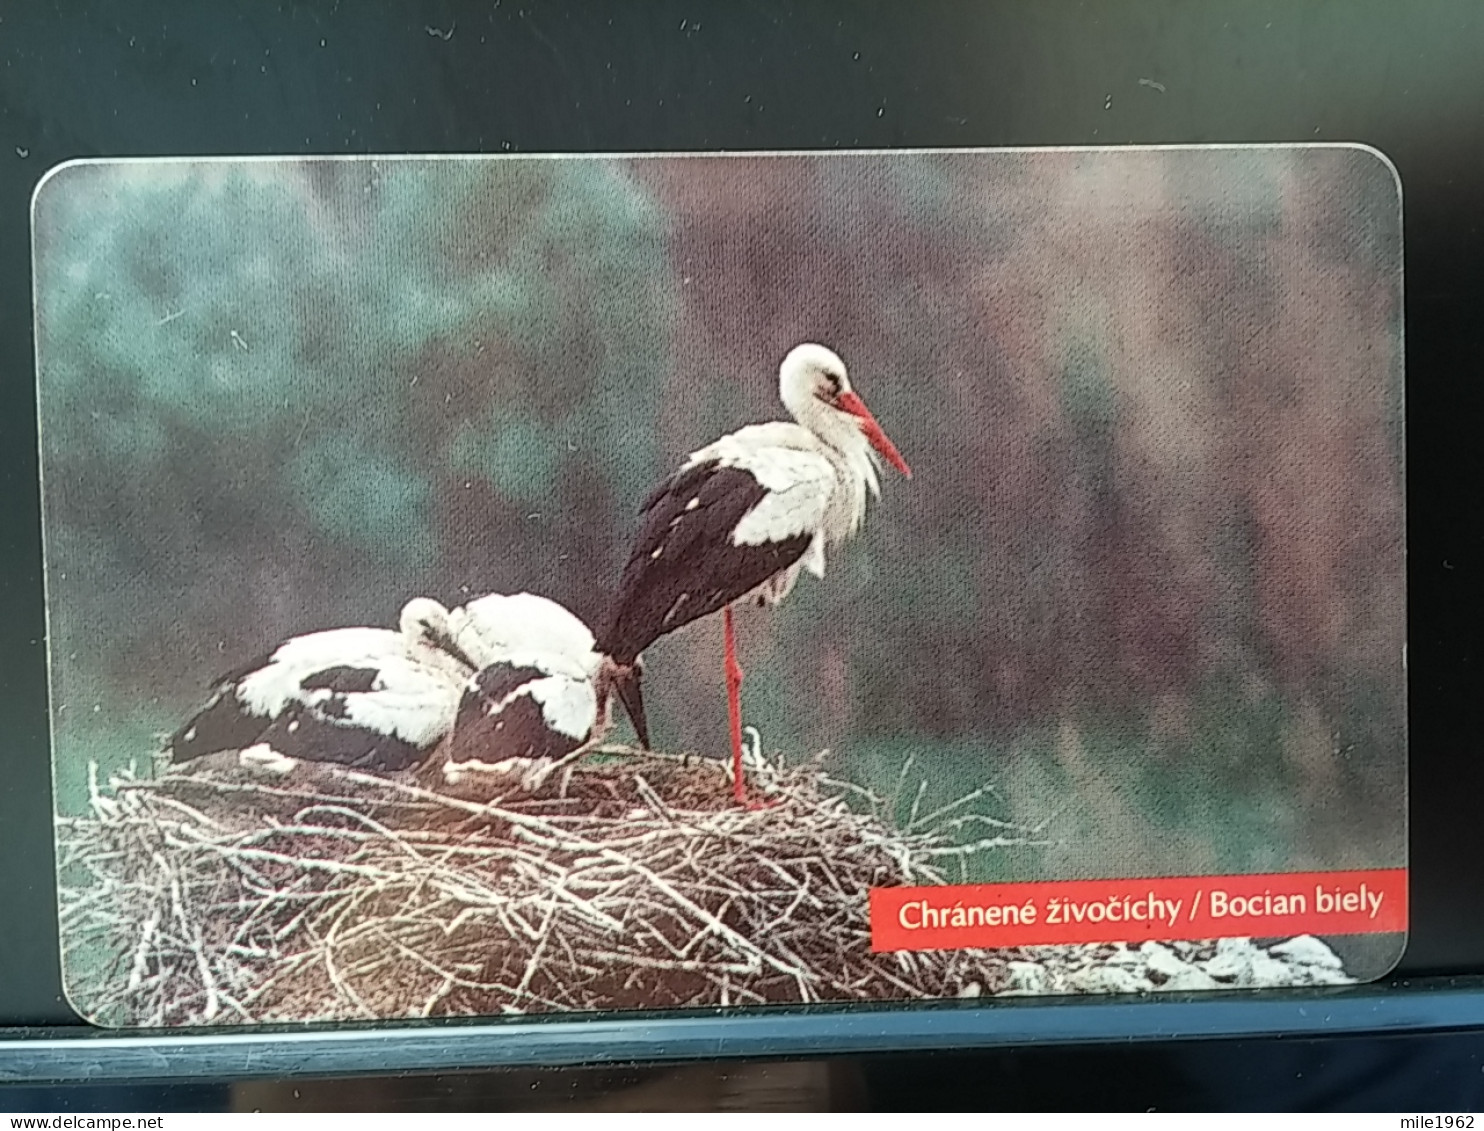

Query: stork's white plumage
<box><xmin>449</xmin><ymin>591</ymin><xmax>604</xmax><ymax>674</ymax></box>
<box><xmin>168</xmin><ymin>592</ymin><xmax>645</xmax><ymax>777</ymax></box>
<box><xmin>167</xmin><ymin>598</ymin><xmax>473</xmax><ymax>771</ymax></box>
<box><xmin>596</xmin><ymin>343</ymin><xmax>910</xmax><ymax>805</ymax></box>
<box><xmin>438</xmin><ymin>591</ymin><xmax>648</xmax><ymax>783</ymax></box>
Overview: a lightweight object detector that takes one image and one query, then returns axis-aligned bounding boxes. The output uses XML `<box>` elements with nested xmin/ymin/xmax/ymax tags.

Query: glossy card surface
<box><xmin>33</xmin><ymin>148</ymin><xmax>1405</xmax><ymax>1026</ymax></box>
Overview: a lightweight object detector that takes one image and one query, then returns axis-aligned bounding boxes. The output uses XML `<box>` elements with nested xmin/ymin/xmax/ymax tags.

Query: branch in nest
<box><xmin>58</xmin><ymin>750</ymin><xmax>1032</xmax><ymax>1025</ymax></box>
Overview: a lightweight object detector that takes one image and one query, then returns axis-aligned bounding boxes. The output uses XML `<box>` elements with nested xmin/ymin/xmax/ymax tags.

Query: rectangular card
<box><xmin>34</xmin><ymin>147</ymin><xmax>1405</xmax><ymax>1026</ymax></box>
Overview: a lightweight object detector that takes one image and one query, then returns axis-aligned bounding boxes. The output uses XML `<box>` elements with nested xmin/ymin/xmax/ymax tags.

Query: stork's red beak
<box><xmin>837</xmin><ymin>391</ymin><xmax>912</xmax><ymax>478</ymax></box>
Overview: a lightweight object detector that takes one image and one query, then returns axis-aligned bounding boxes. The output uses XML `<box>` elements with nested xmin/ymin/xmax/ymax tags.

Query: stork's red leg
<box><xmin>723</xmin><ymin>604</ymin><xmax>747</xmax><ymax>805</ymax></box>
<box><xmin>723</xmin><ymin>605</ymin><xmax>776</xmax><ymax>809</ymax></box>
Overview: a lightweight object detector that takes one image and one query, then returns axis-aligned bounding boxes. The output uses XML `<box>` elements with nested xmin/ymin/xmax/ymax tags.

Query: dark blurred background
<box><xmin>1</xmin><ymin>0</ymin><xmax>1482</xmax><ymax>1108</ymax></box>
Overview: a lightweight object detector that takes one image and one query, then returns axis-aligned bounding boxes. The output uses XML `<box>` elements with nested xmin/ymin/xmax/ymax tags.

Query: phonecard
<box><xmin>34</xmin><ymin>148</ymin><xmax>1405</xmax><ymax>1025</ymax></box>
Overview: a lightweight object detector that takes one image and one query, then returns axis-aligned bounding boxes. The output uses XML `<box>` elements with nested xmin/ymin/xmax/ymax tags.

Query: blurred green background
<box><xmin>33</xmin><ymin>150</ymin><xmax>1404</xmax><ymax>881</ymax></box>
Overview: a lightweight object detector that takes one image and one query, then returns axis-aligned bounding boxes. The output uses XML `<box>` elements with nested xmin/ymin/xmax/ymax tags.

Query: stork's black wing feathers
<box><xmin>636</xmin><ymin>458</ymin><xmax>731</xmax><ymax>516</ymax></box>
<box><xmin>445</xmin><ymin>664</ymin><xmax>585</xmax><ymax>765</ymax></box>
<box><xmin>170</xmin><ymin>647</ymin><xmax>286</xmax><ymax>761</ymax></box>
<box><xmin>446</xmin><ymin>691</ymin><xmax>581</xmax><ymax>764</ymax></box>
<box><xmin>167</xmin><ymin>685</ymin><xmax>269</xmax><ymax>763</ymax></box>
<box><xmin>597</xmin><ymin>460</ymin><xmax>810</xmax><ymax>662</ymax></box>
<box><xmin>169</xmin><ymin>656</ymin><xmax>378</xmax><ymax>763</ymax></box>
<box><xmin>258</xmin><ymin>705</ymin><xmax>426</xmax><ymax>772</ymax></box>
<box><xmin>465</xmin><ymin>662</ymin><xmax>548</xmax><ymax>704</ymax></box>
<box><xmin>300</xmin><ymin>665</ymin><xmax>381</xmax><ymax>694</ymax></box>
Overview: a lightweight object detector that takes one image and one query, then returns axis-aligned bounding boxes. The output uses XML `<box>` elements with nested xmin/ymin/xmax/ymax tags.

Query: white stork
<box><xmin>168</xmin><ymin>592</ymin><xmax>646</xmax><ymax>778</ymax></box>
<box><xmin>437</xmin><ymin>591</ymin><xmax>648</xmax><ymax>785</ymax></box>
<box><xmin>595</xmin><ymin>342</ymin><xmax>911</xmax><ymax>806</ymax></box>
<box><xmin>167</xmin><ymin>598</ymin><xmax>475</xmax><ymax>772</ymax></box>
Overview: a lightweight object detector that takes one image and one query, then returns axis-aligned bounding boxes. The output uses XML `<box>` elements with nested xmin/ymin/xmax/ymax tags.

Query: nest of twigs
<box><xmin>56</xmin><ymin>747</ymin><xmax>1031</xmax><ymax>1026</ymax></box>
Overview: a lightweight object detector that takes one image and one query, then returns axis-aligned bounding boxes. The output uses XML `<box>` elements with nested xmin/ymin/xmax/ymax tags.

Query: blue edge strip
<box><xmin>2</xmin><ymin>976</ymin><xmax>1482</xmax><ymax>1084</ymax></box>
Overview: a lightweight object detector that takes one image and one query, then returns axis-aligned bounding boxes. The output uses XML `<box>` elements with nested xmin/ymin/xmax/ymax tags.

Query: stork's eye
<box><xmin>819</xmin><ymin>372</ymin><xmax>843</xmax><ymax>400</ymax></box>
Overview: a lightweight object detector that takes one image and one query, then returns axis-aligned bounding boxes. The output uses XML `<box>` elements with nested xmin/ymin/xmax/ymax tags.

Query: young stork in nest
<box><xmin>167</xmin><ymin>593</ymin><xmax>647</xmax><ymax>779</ymax></box>
<box><xmin>436</xmin><ymin>591</ymin><xmax>647</xmax><ymax>788</ymax></box>
<box><xmin>595</xmin><ymin>343</ymin><xmax>910</xmax><ymax>807</ymax></box>
<box><xmin>166</xmin><ymin>598</ymin><xmax>476</xmax><ymax>773</ymax></box>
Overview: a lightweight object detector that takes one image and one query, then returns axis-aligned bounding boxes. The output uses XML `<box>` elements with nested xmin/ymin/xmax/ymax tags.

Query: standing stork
<box><xmin>595</xmin><ymin>343</ymin><xmax>911</xmax><ymax>806</ymax></box>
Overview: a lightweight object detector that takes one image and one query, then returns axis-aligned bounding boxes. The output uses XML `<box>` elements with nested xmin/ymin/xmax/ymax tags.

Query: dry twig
<box><xmin>58</xmin><ymin>747</ymin><xmax>1027</xmax><ymax>1025</ymax></box>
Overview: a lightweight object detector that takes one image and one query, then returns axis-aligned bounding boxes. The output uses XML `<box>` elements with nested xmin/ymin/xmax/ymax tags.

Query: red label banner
<box><xmin>869</xmin><ymin>868</ymin><xmax>1407</xmax><ymax>952</ymax></box>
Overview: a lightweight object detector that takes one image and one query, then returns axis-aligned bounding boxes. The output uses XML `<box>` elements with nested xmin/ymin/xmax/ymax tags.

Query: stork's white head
<box><xmin>399</xmin><ymin>597</ymin><xmax>479</xmax><ymax>671</ymax></box>
<box><xmin>398</xmin><ymin>597</ymin><xmax>453</xmax><ymax>646</ymax></box>
<box><xmin>778</xmin><ymin>343</ymin><xmax>912</xmax><ymax>479</ymax></box>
